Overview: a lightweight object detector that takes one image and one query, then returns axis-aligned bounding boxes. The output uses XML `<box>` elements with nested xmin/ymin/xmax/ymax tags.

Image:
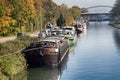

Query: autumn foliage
<box><xmin>0</xmin><ymin>0</ymin><xmax>16</xmax><ymax>36</ymax></box>
<box><xmin>0</xmin><ymin>0</ymin><xmax>81</xmax><ymax>37</ymax></box>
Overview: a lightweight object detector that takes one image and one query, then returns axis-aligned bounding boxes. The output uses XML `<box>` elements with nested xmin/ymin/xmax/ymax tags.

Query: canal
<box><xmin>28</xmin><ymin>21</ymin><xmax>120</xmax><ymax>80</ymax></box>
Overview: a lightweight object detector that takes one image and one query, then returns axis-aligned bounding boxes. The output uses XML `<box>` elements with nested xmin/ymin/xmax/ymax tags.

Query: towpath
<box><xmin>0</xmin><ymin>32</ymin><xmax>39</xmax><ymax>43</ymax></box>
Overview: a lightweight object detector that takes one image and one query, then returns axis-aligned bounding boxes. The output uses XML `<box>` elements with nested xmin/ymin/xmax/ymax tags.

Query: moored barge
<box><xmin>23</xmin><ymin>37</ymin><xmax>69</xmax><ymax>68</ymax></box>
<box><xmin>74</xmin><ymin>22</ymin><xmax>84</xmax><ymax>33</ymax></box>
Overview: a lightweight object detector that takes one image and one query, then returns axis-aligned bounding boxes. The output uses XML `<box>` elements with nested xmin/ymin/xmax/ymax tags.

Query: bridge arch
<box><xmin>81</xmin><ymin>5</ymin><xmax>113</xmax><ymax>13</ymax></box>
<box><xmin>87</xmin><ymin>5</ymin><xmax>113</xmax><ymax>9</ymax></box>
<box><xmin>81</xmin><ymin>5</ymin><xmax>113</xmax><ymax>21</ymax></box>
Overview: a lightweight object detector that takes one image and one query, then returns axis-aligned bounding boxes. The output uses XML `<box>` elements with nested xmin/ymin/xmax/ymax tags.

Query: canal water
<box><xmin>28</xmin><ymin>22</ymin><xmax>120</xmax><ymax>80</ymax></box>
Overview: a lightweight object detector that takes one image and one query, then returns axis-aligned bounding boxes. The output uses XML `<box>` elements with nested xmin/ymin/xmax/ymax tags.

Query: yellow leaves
<box><xmin>0</xmin><ymin>0</ymin><xmax>5</xmax><ymax>17</ymax></box>
<box><xmin>28</xmin><ymin>0</ymin><xmax>34</xmax><ymax>5</ymax></box>
<box><xmin>0</xmin><ymin>16</ymin><xmax>16</xmax><ymax>35</ymax></box>
<box><xmin>5</xmin><ymin>7</ymin><xmax>11</xmax><ymax>16</ymax></box>
<box><xmin>0</xmin><ymin>0</ymin><xmax>13</xmax><ymax>17</ymax></box>
<box><xmin>0</xmin><ymin>16</ymin><xmax>16</xmax><ymax>27</ymax></box>
<box><xmin>0</xmin><ymin>0</ymin><xmax>16</xmax><ymax>35</ymax></box>
<box><xmin>25</xmin><ymin>0</ymin><xmax>36</xmax><ymax>19</ymax></box>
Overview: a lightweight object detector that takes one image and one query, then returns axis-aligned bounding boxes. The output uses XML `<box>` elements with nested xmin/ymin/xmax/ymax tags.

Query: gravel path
<box><xmin>0</xmin><ymin>32</ymin><xmax>39</xmax><ymax>43</ymax></box>
<box><xmin>0</xmin><ymin>37</ymin><xmax>16</xmax><ymax>43</ymax></box>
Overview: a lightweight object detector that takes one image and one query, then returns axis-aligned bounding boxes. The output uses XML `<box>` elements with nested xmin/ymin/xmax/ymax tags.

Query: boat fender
<box><xmin>39</xmin><ymin>49</ymin><xmax>44</xmax><ymax>56</ymax></box>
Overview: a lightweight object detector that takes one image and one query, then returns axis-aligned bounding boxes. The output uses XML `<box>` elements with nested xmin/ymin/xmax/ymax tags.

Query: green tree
<box><xmin>69</xmin><ymin>6</ymin><xmax>81</xmax><ymax>19</ymax></box>
<box><xmin>111</xmin><ymin>0</ymin><xmax>120</xmax><ymax>19</ymax></box>
<box><xmin>0</xmin><ymin>0</ymin><xmax>16</xmax><ymax>36</ymax></box>
<box><xmin>10</xmin><ymin>0</ymin><xmax>36</xmax><ymax>32</ymax></box>
<box><xmin>59</xmin><ymin>4</ymin><xmax>74</xmax><ymax>26</ymax></box>
<box><xmin>42</xmin><ymin>0</ymin><xmax>59</xmax><ymax>26</ymax></box>
<box><xmin>56</xmin><ymin>13</ymin><xmax>65</xmax><ymax>28</ymax></box>
<box><xmin>81</xmin><ymin>8</ymin><xmax>89</xmax><ymax>13</ymax></box>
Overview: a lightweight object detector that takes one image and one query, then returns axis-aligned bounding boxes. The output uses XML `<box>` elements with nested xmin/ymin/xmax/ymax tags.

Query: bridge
<box><xmin>81</xmin><ymin>5</ymin><xmax>113</xmax><ymax>21</ymax></box>
<box><xmin>86</xmin><ymin>5</ymin><xmax>113</xmax><ymax>9</ymax></box>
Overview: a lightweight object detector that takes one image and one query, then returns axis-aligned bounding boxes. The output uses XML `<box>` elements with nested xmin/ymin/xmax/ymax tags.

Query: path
<box><xmin>0</xmin><ymin>32</ymin><xmax>39</xmax><ymax>43</ymax></box>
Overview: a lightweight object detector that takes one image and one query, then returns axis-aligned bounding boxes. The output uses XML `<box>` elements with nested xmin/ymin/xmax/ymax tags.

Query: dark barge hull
<box><xmin>43</xmin><ymin>47</ymin><xmax>69</xmax><ymax>68</ymax></box>
<box><xmin>23</xmin><ymin>40</ymin><xmax>69</xmax><ymax>68</ymax></box>
<box><xmin>23</xmin><ymin>48</ymin><xmax>44</xmax><ymax>67</ymax></box>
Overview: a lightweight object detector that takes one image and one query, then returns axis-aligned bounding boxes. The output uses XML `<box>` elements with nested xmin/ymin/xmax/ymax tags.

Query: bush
<box><xmin>0</xmin><ymin>72</ymin><xmax>8</xmax><ymax>80</ymax></box>
<box><xmin>0</xmin><ymin>35</ymin><xmax>37</xmax><ymax>79</ymax></box>
<box><xmin>0</xmin><ymin>35</ymin><xmax>37</xmax><ymax>56</ymax></box>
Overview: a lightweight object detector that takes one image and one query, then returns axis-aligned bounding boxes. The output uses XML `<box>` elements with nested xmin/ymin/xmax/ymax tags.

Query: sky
<box><xmin>53</xmin><ymin>0</ymin><xmax>116</xmax><ymax>13</ymax></box>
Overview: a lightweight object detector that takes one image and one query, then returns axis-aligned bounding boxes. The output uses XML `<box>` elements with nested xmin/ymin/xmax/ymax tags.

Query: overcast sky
<box><xmin>53</xmin><ymin>0</ymin><xmax>116</xmax><ymax>8</ymax></box>
<box><xmin>53</xmin><ymin>0</ymin><xmax>116</xmax><ymax>13</ymax></box>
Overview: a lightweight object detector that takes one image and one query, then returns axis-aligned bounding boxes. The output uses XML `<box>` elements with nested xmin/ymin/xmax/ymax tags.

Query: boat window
<box><xmin>67</xmin><ymin>32</ymin><xmax>69</xmax><ymax>35</ymax></box>
<box><xmin>60</xmin><ymin>40</ymin><xmax>63</xmax><ymax>43</ymax></box>
<box><xmin>65</xmin><ymin>28</ymin><xmax>73</xmax><ymax>30</ymax></box>
<box><xmin>45</xmin><ymin>42</ymin><xmax>57</xmax><ymax>47</ymax></box>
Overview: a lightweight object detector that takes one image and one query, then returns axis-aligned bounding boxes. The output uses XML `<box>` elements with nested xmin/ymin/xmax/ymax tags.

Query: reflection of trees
<box><xmin>69</xmin><ymin>41</ymin><xmax>77</xmax><ymax>53</ymax></box>
<box><xmin>28</xmin><ymin>68</ymin><xmax>59</xmax><ymax>80</ymax></box>
<box><xmin>28</xmin><ymin>52</ymin><xmax>69</xmax><ymax>80</ymax></box>
<box><xmin>58</xmin><ymin>52</ymin><xmax>69</xmax><ymax>78</ymax></box>
<box><xmin>113</xmin><ymin>30</ymin><xmax>120</xmax><ymax>50</ymax></box>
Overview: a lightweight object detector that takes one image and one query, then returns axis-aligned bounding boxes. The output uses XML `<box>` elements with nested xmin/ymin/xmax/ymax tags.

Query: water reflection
<box><xmin>58</xmin><ymin>52</ymin><xmax>69</xmax><ymax>79</ymax></box>
<box><xmin>28</xmin><ymin>68</ymin><xmax>59</xmax><ymax>80</ymax></box>
<box><xmin>60</xmin><ymin>22</ymin><xmax>120</xmax><ymax>80</ymax></box>
<box><xmin>77</xmin><ymin>30</ymin><xmax>87</xmax><ymax>38</ymax></box>
<box><xmin>69</xmin><ymin>41</ymin><xmax>77</xmax><ymax>53</ymax></box>
<box><xmin>27</xmin><ymin>21</ymin><xmax>120</xmax><ymax>80</ymax></box>
<box><xmin>28</xmin><ymin>52</ymin><xmax>69</xmax><ymax>80</ymax></box>
<box><xmin>113</xmin><ymin>29</ymin><xmax>120</xmax><ymax>52</ymax></box>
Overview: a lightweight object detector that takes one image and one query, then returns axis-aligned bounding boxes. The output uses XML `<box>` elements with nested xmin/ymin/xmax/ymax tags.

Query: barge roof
<box><xmin>41</xmin><ymin>37</ymin><xmax>61</xmax><ymax>43</ymax></box>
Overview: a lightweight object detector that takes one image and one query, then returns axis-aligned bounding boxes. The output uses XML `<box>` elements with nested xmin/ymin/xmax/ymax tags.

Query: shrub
<box><xmin>0</xmin><ymin>35</ymin><xmax>37</xmax><ymax>79</ymax></box>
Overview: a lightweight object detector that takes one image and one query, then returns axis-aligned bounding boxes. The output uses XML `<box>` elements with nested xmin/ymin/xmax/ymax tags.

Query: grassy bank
<box><xmin>109</xmin><ymin>21</ymin><xmax>120</xmax><ymax>29</ymax></box>
<box><xmin>0</xmin><ymin>35</ymin><xmax>37</xmax><ymax>80</ymax></box>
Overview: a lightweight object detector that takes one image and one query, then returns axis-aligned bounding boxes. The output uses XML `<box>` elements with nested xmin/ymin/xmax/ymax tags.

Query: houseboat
<box><xmin>64</xmin><ymin>30</ymin><xmax>77</xmax><ymax>46</ymax></box>
<box><xmin>62</xmin><ymin>26</ymin><xmax>76</xmax><ymax>34</ymax></box>
<box><xmin>74</xmin><ymin>22</ymin><xmax>84</xmax><ymax>33</ymax></box>
<box><xmin>63</xmin><ymin>26</ymin><xmax>77</xmax><ymax>46</ymax></box>
<box><xmin>23</xmin><ymin>37</ymin><xmax>69</xmax><ymax>68</ymax></box>
<box><xmin>83</xmin><ymin>22</ymin><xmax>87</xmax><ymax>29</ymax></box>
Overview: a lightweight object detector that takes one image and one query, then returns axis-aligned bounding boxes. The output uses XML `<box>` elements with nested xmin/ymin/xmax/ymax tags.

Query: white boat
<box><xmin>62</xmin><ymin>26</ymin><xmax>76</xmax><ymax>35</ymax></box>
<box><xmin>83</xmin><ymin>22</ymin><xmax>87</xmax><ymax>29</ymax></box>
<box><xmin>63</xmin><ymin>26</ymin><xmax>77</xmax><ymax>46</ymax></box>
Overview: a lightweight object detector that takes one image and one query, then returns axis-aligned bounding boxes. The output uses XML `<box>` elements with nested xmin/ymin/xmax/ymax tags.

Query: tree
<box><xmin>11</xmin><ymin>0</ymin><xmax>36</xmax><ymax>32</ymax></box>
<box><xmin>111</xmin><ymin>0</ymin><xmax>120</xmax><ymax>19</ymax></box>
<box><xmin>81</xmin><ymin>8</ymin><xmax>89</xmax><ymax>13</ymax></box>
<box><xmin>56</xmin><ymin>13</ymin><xmax>65</xmax><ymax>28</ymax></box>
<box><xmin>42</xmin><ymin>0</ymin><xmax>59</xmax><ymax>26</ymax></box>
<box><xmin>69</xmin><ymin>6</ymin><xmax>81</xmax><ymax>19</ymax></box>
<box><xmin>59</xmin><ymin>4</ymin><xmax>74</xmax><ymax>26</ymax></box>
<box><xmin>0</xmin><ymin>0</ymin><xmax>16</xmax><ymax>36</ymax></box>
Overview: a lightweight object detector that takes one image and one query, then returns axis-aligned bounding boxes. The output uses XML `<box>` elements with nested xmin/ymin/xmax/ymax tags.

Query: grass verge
<box><xmin>0</xmin><ymin>35</ymin><xmax>37</xmax><ymax>80</ymax></box>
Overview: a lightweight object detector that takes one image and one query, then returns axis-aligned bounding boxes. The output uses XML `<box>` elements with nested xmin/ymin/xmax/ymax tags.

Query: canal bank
<box><xmin>0</xmin><ymin>35</ymin><xmax>36</xmax><ymax>80</ymax></box>
<box><xmin>28</xmin><ymin>21</ymin><xmax>120</xmax><ymax>80</ymax></box>
<box><xmin>109</xmin><ymin>21</ymin><xmax>120</xmax><ymax>29</ymax></box>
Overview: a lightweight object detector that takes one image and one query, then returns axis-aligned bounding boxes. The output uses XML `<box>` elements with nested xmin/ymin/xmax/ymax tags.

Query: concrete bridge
<box><xmin>81</xmin><ymin>5</ymin><xmax>113</xmax><ymax>21</ymax></box>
